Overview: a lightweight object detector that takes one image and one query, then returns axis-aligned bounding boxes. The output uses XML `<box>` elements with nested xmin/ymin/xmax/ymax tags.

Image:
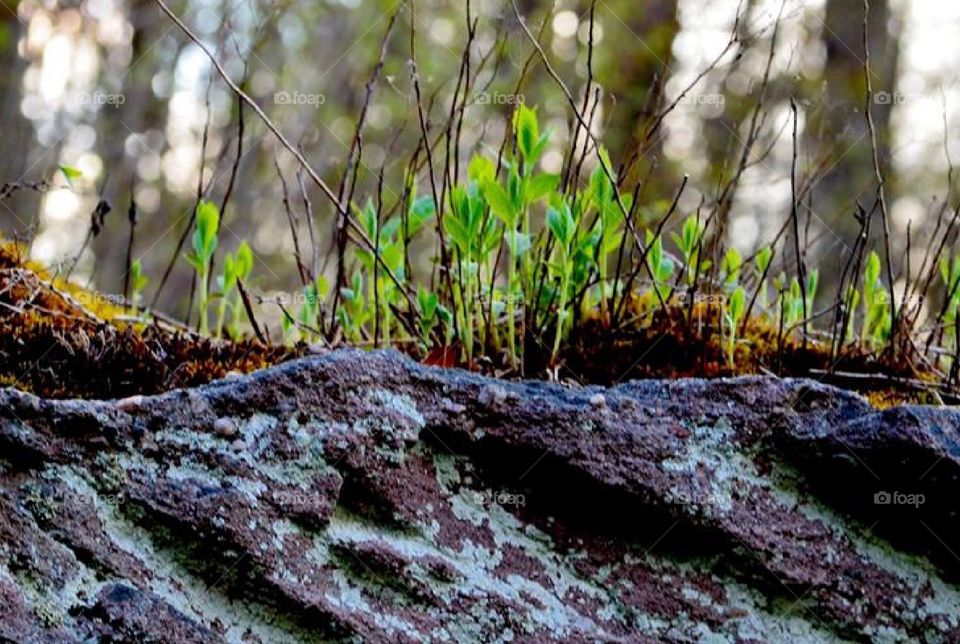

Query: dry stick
<box><xmin>409</xmin><ymin>4</ymin><xmax>458</xmax><ymax>339</ymax></box>
<box><xmin>510</xmin><ymin>0</ymin><xmax>666</xmax><ymax>315</ymax></box>
<box><xmin>920</xmin><ymin>204</ymin><xmax>960</xmax><ymax>352</ymax></box>
<box><xmin>633</xmin><ymin>0</ymin><xmax>743</xmax><ymax>174</ymax></box>
<box><xmin>122</xmin><ymin>180</ymin><xmax>137</xmax><ymax>303</ymax></box>
<box><xmin>862</xmin><ymin>0</ymin><xmax>897</xmax><ymax>353</ymax></box>
<box><xmin>831</xmin><ymin>204</ymin><xmax>870</xmax><ymax>359</ymax></box>
<box><xmin>928</xmin><ymin>241</ymin><xmax>960</xmax><ymax>356</ymax></box>
<box><xmin>65</xmin><ymin>177</ymin><xmax>111</xmax><ymax>283</ymax></box>
<box><xmin>561</xmin><ymin>0</ymin><xmax>597</xmax><ymax>196</ymax></box>
<box><xmin>207</xmin><ymin>60</ymin><xmax>247</xmax><ymax>294</ymax></box>
<box><xmin>571</xmin><ymin>86</ymin><xmax>603</xmax><ymax>200</ymax></box>
<box><xmin>188</xmin><ymin>72</ymin><xmax>216</xmax><ymax>328</ymax></box>
<box><xmin>711</xmin><ymin>0</ymin><xmax>783</xmax><ymax>258</ymax></box>
<box><xmin>440</xmin><ymin>9</ymin><xmax>474</xmax><ymax>210</ymax></box>
<box><xmin>609</xmin><ymin>180</ymin><xmax>645</xmax><ymax>328</ymax></box>
<box><xmin>610</xmin><ymin>158</ymin><xmax>657</xmax><ymax>316</ymax></box>
<box><xmin>373</xmin><ymin>168</ymin><xmax>385</xmax><ymax>348</ymax></box>
<box><xmin>236</xmin><ymin>277</ymin><xmax>265</xmax><ymax>343</ymax></box>
<box><xmin>295</xmin><ymin>168</ymin><xmax>320</xmax><ymax>294</ymax></box>
<box><xmin>330</xmin><ymin>8</ymin><xmax>400</xmax><ymax>324</ymax></box>
<box><xmin>151</xmin><ymin>0</ymin><xmax>415</xmax><ymax>316</ymax></box>
<box><xmin>274</xmin><ymin>157</ymin><xmax>309</xmax><ymax>285</ymax></box>
<box><xmin>909</xmin><ymin>197</ymin><xmax>952</xmax><ymax>311</ymax></box>
<box><xmin>452</xmin><ymin>0</ymin><xmax>477</xmax><ymax>185</ymax></box>
<box><xmin>437</xmin><ymin>10</ymin><xmax>481</xmax><ymax>334</ymax></box>
<box><xmin>788</xmin><ymin>99</ymin><xmax>808</xmax><ymax>350</ymax></box>
<box><xmin>613</xmin><ymin>176</ymin><xmax>688</xmax><ymax>327</ymax></box>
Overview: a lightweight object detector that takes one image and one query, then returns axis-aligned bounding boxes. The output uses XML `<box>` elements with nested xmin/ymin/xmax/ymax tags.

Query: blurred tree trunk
<box><xmin>603</xmin><ymin>0</ymin><xmax>679</xmax><ymax>205</ymax></box>
<box><xmin>92</xmin><ymin>0</ymin><xmax>173</xmax><ymax>295</ymax></box>
<box><xmin>0</xmin><ymin>1</ymin><xmax>35</xmax><ymax>231</ymax></box>
<box><xmin>802</xmin><ymin>0</ymin><xmax>900</xmax><ymax>295</ymax></box>
<box><xmin>810</xmin><ymin>0</ymin><xmax>899</xmax><ymax>217</ymax></box>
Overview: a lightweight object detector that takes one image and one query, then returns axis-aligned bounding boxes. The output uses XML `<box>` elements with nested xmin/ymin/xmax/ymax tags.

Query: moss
<box><xmin>0</xmin><ymin>240</ymin><xmax>301</xmax><ymax>399</ymax></box>
<box><xmin>562</xmin><ymin>301</ymin><xmax>933</xmax><ymax>408</ymax></box>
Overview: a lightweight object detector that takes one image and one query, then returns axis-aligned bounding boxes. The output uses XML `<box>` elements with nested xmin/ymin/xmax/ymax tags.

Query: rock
<box><xmin>212</xmin><ymin>417</ymin><xmax>237</xmax><ymax>438</ymax></box>
<box><xmin>1</xmin><ymin>349</ymin><xmax>959</xmax><ymax>642</ymax></box>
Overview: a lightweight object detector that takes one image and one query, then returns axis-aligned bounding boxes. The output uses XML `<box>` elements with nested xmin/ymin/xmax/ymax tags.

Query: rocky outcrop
<box><xmin>1</xmin><ymin>350</ymin><xmax>959</xmax><ymax>642</ymax></box>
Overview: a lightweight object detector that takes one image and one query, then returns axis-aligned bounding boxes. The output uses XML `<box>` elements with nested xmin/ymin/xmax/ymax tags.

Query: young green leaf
<box><xmin>59</xmin><ymin>164</ymin><xmax>82</xmax><ymax>185</ymax></box>
<box><xmin>547</xmin><ymin>204</ymin><xmax>574</xmax><ymax>246</ymax></box>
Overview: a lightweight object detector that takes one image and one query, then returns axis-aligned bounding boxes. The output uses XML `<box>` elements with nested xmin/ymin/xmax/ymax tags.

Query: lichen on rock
<box><xmin>1</xmin><ymin>349</ymin><xmax>959</xmax><ymax>641</ymax></box>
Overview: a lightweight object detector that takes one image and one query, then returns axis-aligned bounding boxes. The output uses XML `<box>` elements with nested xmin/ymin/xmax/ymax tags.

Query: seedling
<box><xmin>861</xmin><ymin>251</ymin><xmax>890</xmax><ymax>348</ymax></box>
<box><xmin>754</xmin><ymin>246</ymin><xmax>773</xmax><ymax>310</ymax></box>
<box><xmin>184</xmin><ymin>200</ymin><xmax>219</xmax><ymax>336</ymax></box>
<box><xmin>672</xmin><ymin>215</ymin><xmax>710</xmax><ymax>286</ymax></box>
<box><xmin>546</xmin><ymin>200</ymin><xmax>576</xmax><ymax>361</ymax></box>
<box><xmin>216</xmin><ymin>240</ymin><xmax>254</xmax><ymax>338</ymax></box>
<box><xmin>129</xmin><ymin>259</ymin><xmax>149</xmax><ymax>311</ymax></box>
<box><xmin>724</xmin><ymin>286</ymin><xmax>746</xmax><ymax>366</ymax></box>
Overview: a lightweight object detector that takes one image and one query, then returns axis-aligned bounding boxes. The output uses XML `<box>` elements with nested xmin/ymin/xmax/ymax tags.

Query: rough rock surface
<box><xmin>1</xmin><ymin>349</ymin><xmax>959</xmax><ymax>643</ymax></box>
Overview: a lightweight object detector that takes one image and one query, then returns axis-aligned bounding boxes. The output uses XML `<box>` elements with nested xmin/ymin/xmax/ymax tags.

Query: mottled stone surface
<box><xmin>1</xmin><ymin>350</ymin><xmax>959</xmax><ymax>642</ymax></box>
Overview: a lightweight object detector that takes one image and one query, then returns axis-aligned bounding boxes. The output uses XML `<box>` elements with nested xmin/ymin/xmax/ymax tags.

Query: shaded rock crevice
<box><xmin>1</xmin><ymin>349</ymin><xmax>959</xmax><ymax>642</ymax></box>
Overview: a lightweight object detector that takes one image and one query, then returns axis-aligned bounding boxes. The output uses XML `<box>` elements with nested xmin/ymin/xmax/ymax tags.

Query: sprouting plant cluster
<box><xmin>182</xmin><ymin>200</ymin><xmax>254</xmax><ymax>338</ymax></box>
<box><xmin>44</xmin><ymin>100</ymin><xmax>960</xmax><ymax>400</ymax></box>
<box><xmin>239</xmin><ymin>105</ymin><xmax>948</xmax><ymax>382</ymax></box>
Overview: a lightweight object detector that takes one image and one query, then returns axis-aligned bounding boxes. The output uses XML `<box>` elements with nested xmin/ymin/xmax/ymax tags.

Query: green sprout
<box><xmin>338</xmin><ymin>272</ymin><xmax>369</xmax><ymax>343</ymax></box>
<box><xmin>940</xmin><ymin>255</ymin><xmax>960</xmax><ymax>351</ymax></box>
<box><xmin>843</xmin><ymin>285</ymin><xmax>860</xmax><ymax>344</ymax></box>
<box><xmin>58</xmin><ymin>164</ymin><xmax>82</xmax><ymax>187</ymax></box>
<box><xmin>296</xmin><ymin>275</ymin><xmax>329</xmax><ymax>343</ymax></box>
<box><xmin>754</xmin><ymin>245</ymin><xmax>773</xmax><ymax>310</ymax></box>
<box><xmin>646</xmin><ymin>230</ymin><xmax>675</xmax><ymax>303</ymax></box>
<box><xmin>860</xmin><ymin>251</ymin><xmax>890</xmax><ymax>348</ymax></box>
<box><xmin>724</xmin><ymin>286</ymin><xmax>746</xmax><ymax>366</ymax></box>
<box><xmin>216</xmin><ymin>240</ymin><xmax>253</xmax><ymax>338</ymax></box>
<box><xmin>482</xmin><ymin>107</ymin><xmax>557</xmax><ymax>367</ymax></box>
<box><xmin>721</xmin><ymin>248</ymin><xmax>742</xmax><ymax>287</ymax></box>
<box><xmin>184</xmin><ymin>200</ymin><xmax>219</xmax><ymax>336</ymax></box>
<box><xmin>417</xmin><ymin>285</ymin><xmax>452</xmax><ymax>349</ymax></box>
<box><xmin>672</xmin><ymin>215</ymin><xmax>710</xmax><ymax>286</ymax></box>
<box><xmin>546</xmin><ymin>200</ymin><xmax>576</xmax><ymax>361</ymax></box>
<box><xmin>129</xmin><ymin>259</ymin><xmax>148</xmax><ymax>311</ymax></box>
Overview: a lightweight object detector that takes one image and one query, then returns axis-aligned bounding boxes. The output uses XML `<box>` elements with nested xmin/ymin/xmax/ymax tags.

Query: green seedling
<box><xmin>217</xmin><ymin>240</ymin><xmax>253</xmax><ymax>338</ymax></box>
<box><xmin>754</xmin><ymin>246</ymin><xmax>773</xmax><ymax>310</ymax></box>
<box><xmin>547</xmin><ymin>200</ymin><xmax>576</xmax><ymax>361</ymax></box>
<box><xmin>646</xmin><ymin>230</ymin><xmax>675</xmax><ymax>303</ymax></box>
<box><xmin>861</xmin><ymin>251</ymin><xmax>891</xmax><ymax>348</ymax></box>
<box><xmin>129</xmin><ymin>259</ymin><xmax>148</xmax><ymax>311</ymax></box>
<box><xmin>724</xmin><ymin>286</ymin><xmax>746</xmax><ymax>366</ymax></box>
<box><xmin>672</xmin><ymin>215</ymin><xmax>710</xmax><ymax>286</ymax></box>
<box><xmin>184</xmin><ymin>200</ymin><xmax>219</xmax><ymax>336</ymax></box>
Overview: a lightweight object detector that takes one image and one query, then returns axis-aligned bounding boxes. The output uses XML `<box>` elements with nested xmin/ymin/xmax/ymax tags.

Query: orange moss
<box><xmin>0</xmin><ymin>240</ymin><xmax>300</xmax><ymax>399</ymax></box>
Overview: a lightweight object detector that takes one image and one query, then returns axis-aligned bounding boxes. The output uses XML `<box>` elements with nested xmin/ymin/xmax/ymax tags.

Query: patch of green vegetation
<box><xmin>8</xmin><ymin>105</ymin><xmax>959</xmax><ymax>404</ymax></box>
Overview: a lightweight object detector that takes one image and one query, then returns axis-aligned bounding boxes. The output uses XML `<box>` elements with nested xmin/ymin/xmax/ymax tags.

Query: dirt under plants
<box><xmin>0</xmin><ymin>242</ymin><xmax>300</xmax><ymax>399</ymax></box>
